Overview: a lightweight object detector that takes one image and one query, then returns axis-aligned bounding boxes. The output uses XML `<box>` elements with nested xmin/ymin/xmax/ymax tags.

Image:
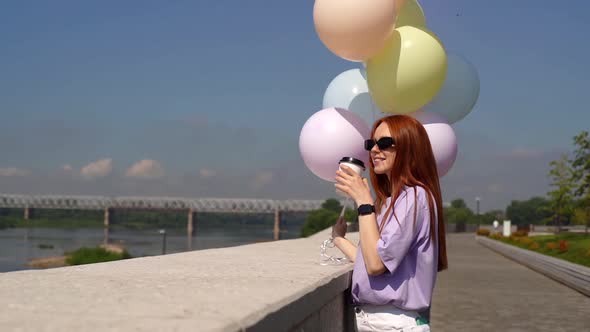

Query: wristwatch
<box><xmin>357</xmin><ymin>204</ymin><xmax>375</xmax><ymax>216</ymax></box>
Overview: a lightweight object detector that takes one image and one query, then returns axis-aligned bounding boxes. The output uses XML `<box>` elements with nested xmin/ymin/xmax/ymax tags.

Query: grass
<box><xmin>65</xmin><ymin>247</ymin><xmax>132</xmax><ymax>266</ymax></box>
<box><xmin>488</xmin><ymin>232</ymin><xmax>590</xmax><ymax>268</ymax></box>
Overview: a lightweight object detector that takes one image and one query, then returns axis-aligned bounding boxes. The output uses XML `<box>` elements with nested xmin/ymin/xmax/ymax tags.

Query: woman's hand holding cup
<box><xmin>335</xmin><ymin>164</ymin><xmax>372</xmax><ymax>206</ymax></box>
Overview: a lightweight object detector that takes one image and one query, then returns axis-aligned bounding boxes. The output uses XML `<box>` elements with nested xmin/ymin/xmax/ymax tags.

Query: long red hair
<box><xmin>369</xmin><ymin>115</ymin><xmax>448</xmax><ymax>272</ymax></box>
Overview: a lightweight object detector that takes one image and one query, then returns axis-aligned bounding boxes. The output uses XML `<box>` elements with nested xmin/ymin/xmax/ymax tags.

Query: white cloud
<box><xmin>80</xmin><ymin>158</ymin><xmax>113</xmax><ymax>180</ymax></box>
<box><xmin>199</xmin><ymin>168</ymin><xmax>217</xmax><ymax>178</ymax></box>
<box><xmin>62</xmin><ymin>164</ymin><xmax>73</xmax><ymax>172</ymax></box>
<box><xmin>125</xmin><ymin>159</ymin><xmax>165</xmax><ymax>179</ymax></box>
<box><xmin>0</xmin><ymin>168</ymin><xmax>30</xmax><ymax>177</ymax></box>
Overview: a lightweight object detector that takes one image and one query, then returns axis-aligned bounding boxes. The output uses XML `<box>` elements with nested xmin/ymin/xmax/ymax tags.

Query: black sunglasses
<box><xmin>364</xmin><ymin>137</ymin><xmax>395</xmax><ymax>151</ymax></box>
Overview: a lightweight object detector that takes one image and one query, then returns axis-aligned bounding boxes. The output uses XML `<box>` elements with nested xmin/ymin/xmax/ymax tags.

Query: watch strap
<box><xmin>357</xmin><ymin>204</ymin><xmax>375</xmax><ymax>216</ymax></box>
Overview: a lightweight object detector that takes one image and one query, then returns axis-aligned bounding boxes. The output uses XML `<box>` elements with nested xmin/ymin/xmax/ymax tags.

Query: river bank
<box><xmin>0</xmin><ymin>223</ymin><xmax>302</xmax><ymax>273</ymax></box>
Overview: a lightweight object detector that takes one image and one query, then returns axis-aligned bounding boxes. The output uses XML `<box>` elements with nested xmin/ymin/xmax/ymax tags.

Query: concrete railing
<box><xmin>476</xmin><ymin>236</ymin><xmax>590</xmax><ymax>297</ymax></box>
<box><xmin>0</xmin><ymin>228</ymin><xmax>359</xmax><ymax>332</ymax></box>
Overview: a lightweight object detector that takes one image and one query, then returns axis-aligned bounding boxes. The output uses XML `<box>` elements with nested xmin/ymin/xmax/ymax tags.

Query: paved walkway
<box><xmin>431</xmin><ymin>233</ymin><xmax>590</xmax><ymax>332</ymax></box>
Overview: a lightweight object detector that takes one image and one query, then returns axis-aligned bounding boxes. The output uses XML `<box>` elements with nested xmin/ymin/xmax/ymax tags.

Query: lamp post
<box><xmin>159</xmin><ymin>229</ymin><xmax>167</xmax><ymax>255</ymax></box>
<box><xmin>475</xmin><ymin>197</ymin><xmax>481</xmax><ymax>230</ymax></box>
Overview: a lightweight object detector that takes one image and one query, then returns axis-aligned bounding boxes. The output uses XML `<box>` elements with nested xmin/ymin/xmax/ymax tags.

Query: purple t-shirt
<box><xmin>351</xmin><ymin>186</ymin><xmax>439</xmax><ymax>311</ymax></box>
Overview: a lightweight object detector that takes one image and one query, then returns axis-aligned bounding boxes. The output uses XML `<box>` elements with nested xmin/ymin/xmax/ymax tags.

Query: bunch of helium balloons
<box><xmin>299</xmin><ymin>0</ymin><xmax>480</xmax><ymax>183</ymax></box>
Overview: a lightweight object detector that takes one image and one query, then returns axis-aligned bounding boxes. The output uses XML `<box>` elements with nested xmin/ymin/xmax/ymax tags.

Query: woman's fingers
<box><xmin>334</xmin><ymin>183</ymin><xmax>350</xmax><ymax>195</ymax></box>
<box><xmin>336</xmin><ymin>169</ymin><xmax>353</xmax><ymax>180</ymax></box>
<box><xmin>339</xmin><ymin>165</ymin><xmax>356</xmax><ymax>176</ymax></box>
<box><xmin>334</xmin><ymin>174</ymin><xmax>349</xmax><ymax>184</ymax></box>
<box><xmin>363</xmin><ymin>178</ymin><xmax>370</xmax><ymax>189</ymax></box>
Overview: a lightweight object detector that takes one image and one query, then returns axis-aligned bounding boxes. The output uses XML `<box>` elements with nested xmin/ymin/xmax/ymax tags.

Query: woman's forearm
<box><xmin>333</xmin><ymin>237</ymin><xmax>357</xmax><ymax>262</ymax></box>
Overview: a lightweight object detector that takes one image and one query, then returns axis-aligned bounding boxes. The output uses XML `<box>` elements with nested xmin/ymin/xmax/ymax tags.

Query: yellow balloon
<box><xmin>367</xmin><ymin>26</ymin><xmax>447</xmax><ymax>114</ymax></box>
<box><xmin>396</xmin><ymin>0</ymin><xmax>426</xmax><ymax>28</ymax></box>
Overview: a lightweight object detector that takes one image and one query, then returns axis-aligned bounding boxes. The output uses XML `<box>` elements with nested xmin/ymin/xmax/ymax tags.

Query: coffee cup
<box><xmin>339</xmin><ymin>157</ymin><xmax>365</xmax><ymax>175</ymax></box>
<box><xmin>336</xmin><ymin>157</ymin><xmax>365</xmax><ymax>198</ymax></box>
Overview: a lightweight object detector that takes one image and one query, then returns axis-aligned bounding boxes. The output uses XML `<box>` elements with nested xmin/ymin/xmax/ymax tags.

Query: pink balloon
<box><xmin>410</xmin><ymin>110</ymin><xmax>458</xmax><ymax>177</ymax></box>
<box><xmin>299</xmin><ymin>108</ymin><xmax>371</xmax><ymax>182</ymax></box>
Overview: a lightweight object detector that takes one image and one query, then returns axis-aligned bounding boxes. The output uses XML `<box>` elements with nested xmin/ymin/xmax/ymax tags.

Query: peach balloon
<box><xmin>313</xmin><ymin>0</ymin><xmax>397</xmax><ymax>62</ymax></box>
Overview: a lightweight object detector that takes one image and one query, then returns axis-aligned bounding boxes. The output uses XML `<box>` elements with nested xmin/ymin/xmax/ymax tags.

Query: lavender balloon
<box><xmin>410</xmin><ymin>110</ymin><xmax>458</xmax><ymax>177</ymax></box>
<box><xmin>299</xmin><ymin>108</ymin><xmax>370</xmax><ymax>182</ymax></box>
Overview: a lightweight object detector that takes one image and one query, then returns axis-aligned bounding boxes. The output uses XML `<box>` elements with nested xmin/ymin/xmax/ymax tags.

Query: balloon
<box><xmin>367</xmin><ymin>26</ymin><xmax>447</xmax><ymax>115</ymax></box>
<box><xmin>299</xmin><ymin>108</ymin><xmax>370</xmax><ymax>182</ymax></box>
<box><xmin>313</xmin><ymin>0</ymin><xmax>396</xmax><ymax>62</ymax></box>
<box><xmin>396</xmin><ymin>0</ymin><xmax>426</xmax><ymax>28</ymax></box>
<box><xmin>395</xmin><ymin>0</ymin><xmax>407</xmax><ymax>13</ymax></box>
<box><xmin>410</xmin><ymin>111</ymin><xmax>458</xmax><ymax>177</ymax></box>
<box><xmin>323</xmin><ymin>69</ymin><xmax>379</xmax><ymax>128</ymax></box>
<box><xmin>423</xmin><ymin>53</ymin><xmax>480</xmax><ymax>124</ymax></box>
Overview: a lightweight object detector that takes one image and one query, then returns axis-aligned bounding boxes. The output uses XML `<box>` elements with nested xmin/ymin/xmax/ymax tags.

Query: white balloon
<box><xmin>323</xmin><ymin>68</ymin><xmax>380</xmax><ymax>128</ymax></box>
<box><xmin>423</xmin><ymin>53</ymin><xmax>480</xmax><ymax>124</ymax></box>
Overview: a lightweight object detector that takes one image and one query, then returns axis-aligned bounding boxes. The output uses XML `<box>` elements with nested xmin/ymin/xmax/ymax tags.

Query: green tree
<box><xmin>571</xmin><ymin>130</ymin><xmax>590</xmax><ymax>235</ymax></box>
<box><xmin>320</xmin><ymin>198</ymin><xmax>357</xmax><ymax>223</ymax></box>
<box><xmin>300</xmin><ymin>199</ymin><xmax>356</xmax><ymax>237</ymax></box>
<box><xmin>444</xmin><ymin>198</ymin><xmax>476</xmax><ymax>232</ymax></box>
<box><xmin>481</xmin><ymin>210</ymin><xmax>504</xmax><ymax>224</ymax></box>
<box><xmin>572</xmin><ymin>205</ymin><xmax>588</xmax><ymax>227</ymax></box>
<box><xmin>321</xmin><ymin>199</ymin><xmax>343</xmax><ymax>214</ymax></box>
<box><xmin>547</xmin><ymin>154</ymin><xmax>575</xmax><ymax>231</ymax></box>
<box><xmin>451</xmin><ymin>199</ymin><xmax>468</xmax><ymax>209</ymax></box>
<box><xmin>301</xmin><ymin>209</ymin><xmax>338</xmax><ymax>237</ymax></box>
<box><xmin>505</xmin><ymin>197</ymin><xmax>551</xmax><ymax>226</ymax></box>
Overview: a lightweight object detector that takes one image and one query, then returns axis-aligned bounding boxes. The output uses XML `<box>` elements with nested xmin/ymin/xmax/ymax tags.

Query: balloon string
<box><xmin>339</xmin><ymin>197</ymin><xmax>350</xmax><ymax>218</ymax></box>
<box><xmin>320</xmin><ymin>197</ymin><xmax>352</xmax><ymax>266</ymax></box>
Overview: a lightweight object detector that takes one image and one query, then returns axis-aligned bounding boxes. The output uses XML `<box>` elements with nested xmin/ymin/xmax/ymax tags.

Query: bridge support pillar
<box><xmin>24</xmin><ymin>207</ymin><xmax>30</xmax><ymax>220</ymax></box>
<box><xmin>187</xmin><ymin>208</ymin><xmax>194</xmax><ymax>235</ymax></box>
<box><xmin>103</xmin><ymin>207</ymin><xmax>111</xmax><ymax>227</ymax></box>
<box><xmin>273</xmin><ymin>208</ymin><xmax>281</xmax><ymax>241</ymax></box>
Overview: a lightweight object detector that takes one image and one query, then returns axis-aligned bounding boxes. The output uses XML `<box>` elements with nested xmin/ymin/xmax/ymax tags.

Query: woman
<box><xmin>333</xmin><ymin>115</ymin><xmax>448</xmax><ymax>331</ymax></box>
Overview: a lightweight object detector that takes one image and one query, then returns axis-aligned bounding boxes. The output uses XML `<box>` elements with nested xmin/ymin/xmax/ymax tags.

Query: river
<box><xmin>0</xmin><ymin>224</ymin><xmax>302</xmax><ymax>273</ymax></box>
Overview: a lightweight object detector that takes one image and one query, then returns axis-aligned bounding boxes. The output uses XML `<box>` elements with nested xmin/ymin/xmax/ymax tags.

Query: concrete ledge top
<box><xmin>0</xmin><ymin>228</ymin><xmax>359</xmax><ymax>332</ymax></box>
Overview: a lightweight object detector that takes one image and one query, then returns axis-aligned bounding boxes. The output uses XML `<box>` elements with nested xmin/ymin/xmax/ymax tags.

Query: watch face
<box><xmin>358</xmin><ymin>204</ymin><xmax>374</xmax><ymax>215</ymax></box>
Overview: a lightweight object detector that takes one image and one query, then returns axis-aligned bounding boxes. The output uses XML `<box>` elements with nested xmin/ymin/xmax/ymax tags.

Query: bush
<box><xmin>301</xmin><ymin>209</ymin><xmax>339</xmax><ymax>237</ymax></box>
<box><xmin>300</xmin><ymin>199</ymin><xmax>356</xmax><ymax>237</ymax></box>
<box><xmin>513</xmin><ymin>230</ymin><xmax>529</xmax><ymax>237</ymax></box>
<box><xmin>529</xmin><ymin>242</ymin><xmax>540</xmax><ymax>250</ymax></box>
<box><xmin>490</xmin><ymin>233</ymin><xmax>503</xmax><ymax>240</ymax></box>
<box><xmin>0</xmin><ymin>217</ymin><xmax>20</xmax><ymax>229</ymax></box>
<box><xmin>545</xmin><ymin>242</ymin><xmax>558</xmax><ymax>250</ymax></box>
<box><xmin>558</xmin><ymin>240</ymin><xmax>569</xmax><ymax>253</ymax></box>
<box><xmin>66</xmin><ymin>247</ymin><xmax>132</xmax><ymax>266</ymax></box>
<box><xmin>519</xmin><ymin>237</ymin><xmax>533</xmax><ymax>246</ymax></box>
<box><xmin>476</xmin><ymin>229</ymin><xmax>490</xmax><ymax>236</ymax></box>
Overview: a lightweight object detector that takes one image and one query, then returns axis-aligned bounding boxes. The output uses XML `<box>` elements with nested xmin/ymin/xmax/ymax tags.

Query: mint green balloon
<box><xmin>423</xmin><ymin>53</ymin><xmax>480</xmax><ymax>124</ymax></box>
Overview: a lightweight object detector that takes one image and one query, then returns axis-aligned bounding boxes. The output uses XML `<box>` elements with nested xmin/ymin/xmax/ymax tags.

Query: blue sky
<box><xmin>0</xmin><ymin>0</ymin><xmax>588</xmax><ymax>211</ymax></box>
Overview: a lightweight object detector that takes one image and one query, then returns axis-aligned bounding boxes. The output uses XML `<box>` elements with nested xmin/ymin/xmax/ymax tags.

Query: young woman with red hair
<box><xmin>333</xmin><ymin>114</ymin><xmax>448</xmax><ymax>331</ymax></box>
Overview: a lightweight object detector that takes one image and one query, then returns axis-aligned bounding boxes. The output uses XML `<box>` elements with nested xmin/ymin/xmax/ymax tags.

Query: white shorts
<box><xmin>354</xmin><ymin>304</ymin><xmax>431</xmax><ymax>332</ymax></box>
